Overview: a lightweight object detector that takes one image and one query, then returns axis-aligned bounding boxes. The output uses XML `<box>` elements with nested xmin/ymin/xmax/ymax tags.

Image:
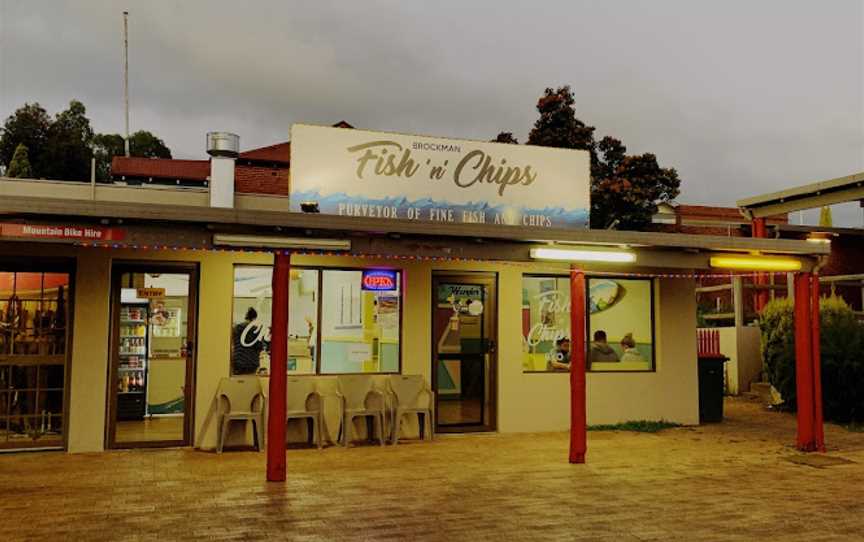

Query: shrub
<box><xmin>760</xmin><ymin>295</ymin><xmax>864</xmax><ymax>422</ymax></box>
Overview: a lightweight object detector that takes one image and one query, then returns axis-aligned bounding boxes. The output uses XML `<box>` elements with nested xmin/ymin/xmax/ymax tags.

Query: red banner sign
<box><xmin>0</xmin><ymin>223</ymin><xmax>126</xmax><ymax>242</ymax></box>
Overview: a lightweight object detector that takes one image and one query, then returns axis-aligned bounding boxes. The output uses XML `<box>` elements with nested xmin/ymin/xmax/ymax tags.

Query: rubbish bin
<box><xmin>698</xmin><ymin>354</ymin><xmax>728</xmax><ymax>423</ymax></box>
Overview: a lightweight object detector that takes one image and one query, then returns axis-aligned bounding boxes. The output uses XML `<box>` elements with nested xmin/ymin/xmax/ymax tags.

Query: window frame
<box><xmin>520</xmin><ymin>273</ymin><xmax>657</xmax><ymax>374</ymax></box>
<box><xmin>229</xmin><ymin>264</ymin><xmax>404</xmax><ymax>376</ymax></box>
<box><xmin>586</xmin><ymin>275</ymin><xmax>656</xmax><ymax>374</ymax></box>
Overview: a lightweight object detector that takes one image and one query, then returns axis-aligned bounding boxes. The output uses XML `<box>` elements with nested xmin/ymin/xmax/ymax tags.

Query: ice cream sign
<box><xmin>361</xmin><ymin>270</ymin><xmax>398</xmax><ymax>291</ymax></box>
<box><xmin>289</xmin><ymin>124</ymin><xmax>591</xmax><ymax>229</ymax></box>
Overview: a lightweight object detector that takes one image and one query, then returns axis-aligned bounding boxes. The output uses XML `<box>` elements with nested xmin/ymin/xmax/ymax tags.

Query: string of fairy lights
<box><xmin>74</xmin><ymin>240</ymin><xmax>805</xmax><ymax>280</ymax></box>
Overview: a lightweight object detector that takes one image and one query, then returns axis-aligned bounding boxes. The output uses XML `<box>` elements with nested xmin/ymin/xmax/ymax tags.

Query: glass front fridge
<box><xmin>117</xmin><ymin>302</ymin><xmax>148</xmax><ymax>420</ymax></box>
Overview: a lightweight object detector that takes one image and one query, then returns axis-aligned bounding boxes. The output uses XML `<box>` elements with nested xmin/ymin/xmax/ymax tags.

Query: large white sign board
<box><xmin>289</xmin><ymin>124</ymin><xmax>590</xmax><ymax>228</ymax></box>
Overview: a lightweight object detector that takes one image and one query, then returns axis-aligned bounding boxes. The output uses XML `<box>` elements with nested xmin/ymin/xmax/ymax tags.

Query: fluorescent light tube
<box><xmin>213</xmin><ymin>234</ymin><xmax>351</xmax><ymax>251</ymax></box>
<box><xmin>709</xmin><ymin>255</ymin><xmax>802</xmax><ymax>271</ymax></box>
<box><xmin>530</xmin><ymin>247</ymin><xmax>636</xmax><ymax>263</ymax></box>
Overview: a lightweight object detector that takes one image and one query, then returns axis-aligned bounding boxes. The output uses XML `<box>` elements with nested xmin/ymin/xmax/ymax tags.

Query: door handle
<box><xmin>487</xmin><ymin>339</ymin><xmax>496</xmax><ymax>354</ymax></box>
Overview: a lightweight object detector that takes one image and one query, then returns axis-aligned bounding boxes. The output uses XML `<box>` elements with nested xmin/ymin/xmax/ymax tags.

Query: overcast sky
<box><xmin>1</xmin><ymin>1</ymin><xmax>862</xmax><ymax>224</ymax></box>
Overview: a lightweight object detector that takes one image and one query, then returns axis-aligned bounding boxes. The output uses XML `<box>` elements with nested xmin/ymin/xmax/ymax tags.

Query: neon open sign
<box><xmin>361</xmin><ymin>270</ymin><xmax>397</xmax><ymax>291</ymax></box>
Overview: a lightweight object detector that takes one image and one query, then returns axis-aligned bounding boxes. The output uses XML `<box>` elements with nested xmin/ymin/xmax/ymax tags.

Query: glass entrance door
<box><xmin>108</xmin><ymin>264</ymin><xmax>197</xmax><ymax>448</ymax></box>
<box><xmin>432</xmin><ymin>274</ymin><xmax>497</xmax><ymax>432</ymax></box>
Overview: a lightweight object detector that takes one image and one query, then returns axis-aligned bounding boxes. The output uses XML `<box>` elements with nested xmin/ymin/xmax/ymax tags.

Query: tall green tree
<box><xmin>1</xmin><ymin>99</ymin><xmax>172</xmax><ymax>181</ymax></box>
<box><xmin>0</xmin><ymin>103</ymin><xmax>51</xmax><ymax>178</ymax></box>
<box><xmin>92</xmin><ymin>130</ymin><xmax>172</xmax><ymax>181</ymax></box>
<box><xmin>42</xmin><ymin>100</ymin><xmax>95</xmax><ymax>181</ymax></box>
<box><xmin>6</xmin><ymin>143</ymin><xmax>33</xmax><ymax>178</ymax></box>
<box><xmin>525</xmin><ymin>85</ymin><xmax>680</xmax><ymax>230</ymax></box>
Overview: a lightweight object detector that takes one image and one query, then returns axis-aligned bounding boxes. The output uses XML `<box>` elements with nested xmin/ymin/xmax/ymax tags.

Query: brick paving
<box><xmin>2</xmin><ymin>398</ymin><xmax>863</xmax><ymax>541</ymax></box>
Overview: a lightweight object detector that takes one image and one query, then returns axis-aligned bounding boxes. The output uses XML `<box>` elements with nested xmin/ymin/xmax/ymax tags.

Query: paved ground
<box><xmin>2</xmin><ymin>398</ymin><xmax>863</xmax><ymax>541</ymax></box>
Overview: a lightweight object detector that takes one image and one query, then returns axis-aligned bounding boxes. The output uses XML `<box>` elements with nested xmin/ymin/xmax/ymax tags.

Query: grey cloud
<box><xmin>1</xmin><ymin>0</ymin><xmax>862</xmax><ymax>224</ymax></box>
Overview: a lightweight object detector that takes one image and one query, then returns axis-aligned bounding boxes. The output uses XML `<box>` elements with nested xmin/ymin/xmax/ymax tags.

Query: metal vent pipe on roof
<box><xmin>207</xmin><ymin>132</ymin><xmax>238</xmax><ymax>209</ymax></box>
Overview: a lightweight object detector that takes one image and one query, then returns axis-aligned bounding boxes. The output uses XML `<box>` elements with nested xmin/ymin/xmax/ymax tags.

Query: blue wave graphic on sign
<box><xmin>290</xmin><ymin>189</ymin><xmax>589</xmax><ymax>228</ymax></box>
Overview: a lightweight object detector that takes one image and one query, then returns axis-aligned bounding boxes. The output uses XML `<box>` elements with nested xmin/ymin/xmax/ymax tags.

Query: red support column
<box><xmin>569</xmin><ymin>267</ymin><xmax>587</xmax><ymax>464</ymax></box>
<box><xmin>793</xmin><ymin>272</ymin><xmax>816</xmax><ymax>451</ymax></box>
<box><xmin>752</xmin><ymin>218</ymin><xmax>769</xmax><ymax>312</ymax></box>
<box><xmin>266</xmin><ymin>250</ymin><xmax>290</xmax><ymax>482</ymax></box>
<box><xmin>810</xmin><ymin>272</ymin><xmax>825</xmax><ymax>452</ymax></box>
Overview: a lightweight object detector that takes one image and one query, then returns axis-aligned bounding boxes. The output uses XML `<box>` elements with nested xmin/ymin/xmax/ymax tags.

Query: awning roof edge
<box><xmin>0</xmin><ymin>194</ymin><xmax>829</xmax><ymax>257</ymax></box>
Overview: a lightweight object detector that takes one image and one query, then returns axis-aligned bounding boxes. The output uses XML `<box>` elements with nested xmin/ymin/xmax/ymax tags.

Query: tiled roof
<box><xmin>237</xmin><ymin>121</ymin><xmax>353</xmax><ymax>164</ymax></box>
<box><xmin>111</xmin><ymin>156</ymin><xmax>209</xmax><ymax>181</ymax></box>
<box><xmin>677</xmin><ymin>204</ymin><xmax>787</xmax><ymax>224</ymax></box>
<box><xmin>239</xmin><ymin>142</ymin><xmax>291</xmax><ymax>164</ymax></box>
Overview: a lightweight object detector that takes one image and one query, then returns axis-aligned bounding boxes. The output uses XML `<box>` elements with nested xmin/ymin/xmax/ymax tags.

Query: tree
<box><xmin>525</xmin><ymin>85</ymin><xmax>680</xmax><ymax>230</ymax></box>
<box><xmin>491</xmin><ymin>132</ymin><xmax>519</xmax><ymax>144</ymax></box>
<box><xmin>41</xmin><ymin>100</ymin><xmax>95</xmax><ymax>181</ymax></box>
<box><xmin>0</xmin><ymin>103</ymin><xmax>51</xmax><ymax>178</ymax></box>
<box><xmin>1</xmin><ymin>99</ymin><xmax>172</xmax><ymax>182</ymax></box>
<box><xmin>592</xmin><ymin>137</ymin><xmax>680</xmax><ymax>230</ymax></box>
<box><xmin>6</xmin><ymin>143</ymin><xmax>33</xmax><ymax>178</ymax></box>
<box><xmin>92</xmin><ymin>130</ymin><xmax>172</xmax><ymax>181</ymax></box>
<box><xmin>819</xmin><ymin>206</ymin><xmax>833</xmax><ymax>227</ymax></box>
<box><xmin>527</xmin><ymin>86</ymin><xmax>595</xmax><ymax>153</ymax></box>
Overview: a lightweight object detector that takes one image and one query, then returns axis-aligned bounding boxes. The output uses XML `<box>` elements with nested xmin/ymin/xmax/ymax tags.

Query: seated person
<box><xmin>547</xmin><ymin>337</ymin><xmax>571</xmax><ymax>371</ymax></box>
<box><xmin>589</xmin><ymin>330</ymin><xmax>619</xmax><ymax>364</ymax></box>
<box><xmin>619</xmin><ymin>333</ymin><xmax>646</xmax><ymax>363</ymax></box>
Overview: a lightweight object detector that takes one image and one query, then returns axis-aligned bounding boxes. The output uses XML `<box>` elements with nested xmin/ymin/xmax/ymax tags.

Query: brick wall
<box><xmin>234</xmin><ymin>165</ymin><xmax>289</xmax><ymax>195</ymax></box>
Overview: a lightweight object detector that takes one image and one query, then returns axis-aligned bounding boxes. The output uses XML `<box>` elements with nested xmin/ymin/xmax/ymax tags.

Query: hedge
<box><xmin>760</xmin><ymin>295</ymin><xmax>864</xmax><ymax>423</ymax></box>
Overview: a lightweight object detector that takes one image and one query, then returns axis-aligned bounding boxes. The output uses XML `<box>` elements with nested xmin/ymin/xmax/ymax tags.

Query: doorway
<box><xmin>107</xmin><ymin>263</ymin><xmax>198</xmax><ymax>448</ymax></box>
<box><xmin>431</xmin><ymin>273</ymin><xmax>497</xmax><ymax>433</ymax></box>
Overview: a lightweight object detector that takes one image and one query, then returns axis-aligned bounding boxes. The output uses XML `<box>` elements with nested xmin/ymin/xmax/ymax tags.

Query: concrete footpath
<box><xmin>1</xmin><ymin>397</ymin><xmax>863</xmax><ymax>541</ymax></box>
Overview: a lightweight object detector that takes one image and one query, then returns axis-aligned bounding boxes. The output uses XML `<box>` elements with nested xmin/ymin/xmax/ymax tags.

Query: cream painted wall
<box><xmin>1</xmin><ymin>242</ymin><xmax>701</xmax><ymax>452</ymax></box>
<box><xmin>499</xmin><ymin>277</ymin><xmax>700</xmax><ymax>432</ymax></box>
<box><xmin>67</xmin><ymin>249</ymin><xmax>111</xmax><ymax>452</ymax></box>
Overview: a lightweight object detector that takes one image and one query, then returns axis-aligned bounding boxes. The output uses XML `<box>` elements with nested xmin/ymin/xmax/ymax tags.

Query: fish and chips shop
<box><xmin>0</xmin><ymin>124</ymin><xmax>828</xmax><ymax>476</ymax></box>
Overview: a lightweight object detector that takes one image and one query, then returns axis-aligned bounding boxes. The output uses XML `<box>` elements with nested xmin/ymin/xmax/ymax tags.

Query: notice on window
<box><xmin>347</xmin><ymin>343</ymin><xmax>372</xmax><ymax>363</ymax></box>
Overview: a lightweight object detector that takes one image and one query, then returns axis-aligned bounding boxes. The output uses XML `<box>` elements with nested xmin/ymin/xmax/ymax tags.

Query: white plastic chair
<box><xmin>338</xmin><ymin>375</ymin><xmax>386</xmax><ymax>447</ymax></box>
<box><xmin>216</xmin><ymin>377</ymin><xmax>265</xmax><ymax>453</ymax></box>
<box><xmin>387</xmin><ymin>375</ymin><xmax>435</xmax><ymax>445</ymax></box>
<box><xmin>286</xmin><ymin>376</ymin><xmax>323</xmax><ymax>449</ymax></box>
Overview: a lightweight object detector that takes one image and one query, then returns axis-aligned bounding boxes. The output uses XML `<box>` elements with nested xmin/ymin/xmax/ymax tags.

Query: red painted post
<box><xmin>810</xmin><ymin>272</ymin><xmax>825</xmax><ymax>451</ymax></box>
<box><xmin>266</xmin><ymin>250</ymin><xmax>290</xmax><ymax>481</ymax></box>
<box><xmin>793</xmin><ymin>272</ymin><xmax>815</xmax><ymax>451</ymax></box>
<box><xmin>569</xmin><ymin>267</ymin><xmax>587</xmax><ymax>464</ymax></box>
<box><xmin>752</xmin><ymin>218</ymin><xmax>769</xmax><ymax>312</ymax></box>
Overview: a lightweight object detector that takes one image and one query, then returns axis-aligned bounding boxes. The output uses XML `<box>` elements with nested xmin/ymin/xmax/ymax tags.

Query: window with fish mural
<box><xmin>586</xmin><ymin>278</ymin><xmax>654</xmax><ymax>371</ymax></box>
<box><xmin>521</xmin><ymin>276</ymin><xmax>654</xmax><ymax>372</ymax></box>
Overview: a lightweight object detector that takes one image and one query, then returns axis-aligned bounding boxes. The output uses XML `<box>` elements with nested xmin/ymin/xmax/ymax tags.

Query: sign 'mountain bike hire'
<box><xmin>289</xmin><ymin>124</ymin><xmax>590</xmax><ymax>228</ymax></box>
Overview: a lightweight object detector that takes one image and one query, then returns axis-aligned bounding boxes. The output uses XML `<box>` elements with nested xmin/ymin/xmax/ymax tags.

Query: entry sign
<box><xmin>136</xmin><ymin>288</ymin><xmax>166</xmax><ymax>299</ymax></box>
<box><xmin>361</xmin><ymin>270</ymin><xmax>397</xmax><ymax>291</ymax></box>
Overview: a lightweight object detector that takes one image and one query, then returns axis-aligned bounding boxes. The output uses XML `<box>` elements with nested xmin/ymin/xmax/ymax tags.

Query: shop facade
<box><xmin>0</xmin><ymin>125</ymin><xmax>829</xmax><ymax>454</ymax></box>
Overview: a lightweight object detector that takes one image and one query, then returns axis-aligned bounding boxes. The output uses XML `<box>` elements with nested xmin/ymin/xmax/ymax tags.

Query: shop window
<box><xmin>521</xmin><ymin>275</ymin><xmax>654</xmax><ymax>372</ymax></box>
<box><xmin>521</xmin><ymin>276</ymin><xmax>571</xmax><ymax>372</ymax></box>
<box><xmin>320</xmin><ymin>270</ymin><xmax>401</xmax><ymax>374</ymax></box>
<box><xmin>0</xmin><ymin>270</ymin><xmax>70</xmax><ymax>449</ymax></box>
<box><xmin>587</xmin><ymin>277</ymin><xmax>654</xmax><ymax>371</ymax></box>
<box><xmin>231</xmin><ymin>266</ymin><xmax>319</xmax><ymax>375</ymax></box>
<box><xmin>230</xmin><ymin>266</ymin><xmax>400</xmax><ymax>375</ymax></box>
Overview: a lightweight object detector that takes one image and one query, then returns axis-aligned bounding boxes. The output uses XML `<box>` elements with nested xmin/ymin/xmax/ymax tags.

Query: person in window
<box><xmin>619</xmin><ymin>333</ymin><xmax>645</xmax><ymax>363</ymax></box>
<box><xmin>548</xmin><ymin>337</ymin><xmax>571</xmax><ymax>371</ymax></box>
<box><xmin>589</xmin><ymin>330</ymin><xmax>620</xmax><ymax>364</ymax></box>
<box><xmin>232</xmin><ymin>307</ymin><xmax>265</xmax><ymax>375</ymax></box>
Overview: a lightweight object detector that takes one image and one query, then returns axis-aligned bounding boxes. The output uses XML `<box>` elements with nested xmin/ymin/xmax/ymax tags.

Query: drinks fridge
<box><xmin>117</xmin><ymin>303</ymin><xmax>148</xmax><ymax>420</ymax></box>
